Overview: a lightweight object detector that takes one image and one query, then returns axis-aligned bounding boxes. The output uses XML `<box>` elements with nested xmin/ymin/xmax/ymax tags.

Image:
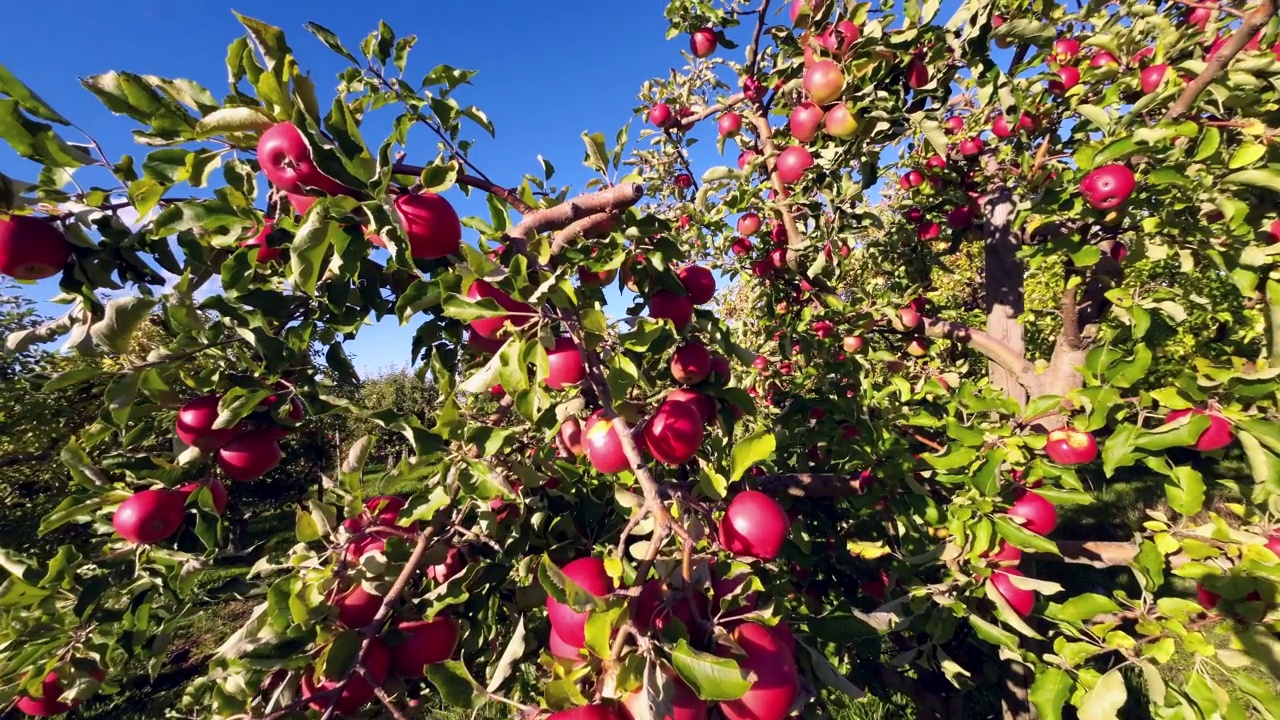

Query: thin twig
<box><xmin>1163</xmin><ymin>0</ymin><xmax>1278</xmax><ymax>120</ymax></box>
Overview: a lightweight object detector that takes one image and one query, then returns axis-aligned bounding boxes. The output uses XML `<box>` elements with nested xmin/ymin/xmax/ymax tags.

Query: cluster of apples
<box><xmin>894</xmin><ymin>298</ymin><xmax>931</xmax><ymax>358</ymax></box>
<box><xmin>986</xmin><ymin>482</ymin><xmax>1060</xmax><ymax>617</ymax></box>
<box><xmin>15</xmin><ymin>663</ymin><xmax>106</xmax><ymax>717</ymax></box>
<box><xmin>252</xmin><ymin>122</ymin><xmax>462</xmax><ymax>262</ymax></box>
<box><xmin>0</xmin><ymin>214</ymin><xmax>73</xmax><ymax>282</ymax></box>
<box><xmin>301</xmin><ymin>496</ymin><xmax>462</xmax><ymax>714</ymax></box>
<box><xmin>111</xmin><ymin>478</ymin><xmax>228</xmax><ymax>545</ymax></box>
<box><xmin>895</xmin><ymin>118</ymin><xmax>987</xmax><ymax>242</ymax></box>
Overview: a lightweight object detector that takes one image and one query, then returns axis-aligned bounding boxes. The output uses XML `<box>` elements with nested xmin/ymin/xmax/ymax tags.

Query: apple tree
<box><xmin>2</xmin><ymin>0</ymin><xmax>1280</xmax><ymax>718</ymax></box>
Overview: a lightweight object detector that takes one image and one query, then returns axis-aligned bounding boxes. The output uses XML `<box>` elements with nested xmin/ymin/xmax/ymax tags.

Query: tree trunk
<box><xmin>981</xmin><ymin>187</ymin><xmax>1028</xmax><ymax>407</ymax></box>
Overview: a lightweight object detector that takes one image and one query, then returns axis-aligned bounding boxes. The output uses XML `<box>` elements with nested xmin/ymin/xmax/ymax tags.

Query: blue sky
<box><xmin>0</xmin><ymin>1</ymin><xmax>761</xmax><ymax>374</ymax></box>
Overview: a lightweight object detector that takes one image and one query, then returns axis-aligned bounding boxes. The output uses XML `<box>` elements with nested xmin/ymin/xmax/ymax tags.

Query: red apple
<box><xmin>917</xmin><ymin>221</ymin><xmax>942</xmax><ymax>241</ymax></box>
<box><xmin>898</xmin><ymin>306</ymin><xmax>921</xmax><ymax>330</ymax></box>
<box><xmin>842</xmin><ymin>335</ymin><xmax>864</xmax><ymax>353</ymax></box>
<box><xmin>649</xmin><ymin>102</ymin><xmax>674</xmax><ymax>128</ymax></box>
<box><xmin>804</xmin><ymin>60</ymin><xmax>844</xmax><ymax>104</ymax></box>
<box><xmin>559</xmin><ymin>417</ymin><xmax>585</xmax><ymax>456</ymax></box>
<box><xmin>667</xmin><ymin>388</ymin><xmax>716</xmax><ymax>425</ymax></box>
<box><xmin>335</xmin><ymin>584</ymin><xmax>383</xmax><ymax>629</ymax></box>
<box><xmin>1044</xmin><ymin>429</ymin><xmax>1098</xmax><ymax>465</ymax></box>
<box><xmin>14</xmin><ymin>667</ymin><xmax>104</xmax><ymax>717</ymax></box>
<box><xmin>465</xmin><ymin>280</ymin><xmax>535</xmax><ymax>339</ymax></box>
<box><xmin>690</xmin><ymin>27</ymin><xmax>717</xmax><ymax>58</ymax></box>
<box><xmin>730</xmin><ymin>237</ymin><xmax>754</xmax><ymax>256</ymax></box>
<box><xmin>944</xmin><ymin>115</ymin><xmax>965</xmax><ymax>134</ymax></box>
<box><xmin>113</xmin><ymin>489</ymin><xmax>187</xmax><ymax>544</ymax></box>
<box><xmin>622</xmin><ymin>670</ymin><xmax>708</xmax><ymax>720</ymax></box>
<box><xmin>1132</xmin><ymin>45</ymin><xmax>1156</xmax><ymax>65</ymax></box>
<box><xmin>789</xmin><ymin>102</ymin><xmax>825</xmax><ymax>143</ymax></box>
<box><xmin>1266</xmin><ymin>219</ymin><xmax>1280</xmax><ymax>243</ymax></box>
<box><xmin>1165</xmin><ymin>408</ymin><xmax>1234</xmax><ymax>451</ymax></box>
<box><xmin>1140</xmin><ymin>64</ymin><xmax>1170</xmax><ymax>94</ymax></box>
<box><xmin>751</xmin><ymin>260</ymin><xmax>773</xmax><ymax>279</ymax></box>
<box><xmin>0</xmin><ymin>215</ymin><xmax>73</xmax><ymax>281</ymax></box>
<box><xmin>1007</xmin><ymin>489</ymin><xmax>1058</xmax><ymax>536</ymax></box>
<box><xmin>1080</xmin><ymin>164</ymin><xmax>1136</xmax><ymax>210</ymax></box>
<box><xmin>241</xmin><ymin>220</ymin><xmax>281</xmax><ymax>264</ymax></box>
<box><xmin>719</xmin><ymin>490</ymin><xmax>790</xmax><ymax>560</ymax></box>
<box><xmin>817</xmin><ymin>20</ymin><xmax>860</xmax><ymax>56</ymax></box>
<box><xmin>579</xmin><ymin>265</ymin><xmax>617</xmax><ymax>287</ymax></box>
<box><xmin>179</xmin><ymin>479</ymin><xmax>228</xmax><ymax>515</ymax></box>
<box><xmin>544</xmin><ymin>336</ymin><xmax>586</xmax><ymax>390</ymax></box>
<box><xmin>1266</xmin><ymin>532</ymin><xmax>1280</xmax><ymax>558</ymax></box>
<box><xmin>1050</xmin><ymin>38</ymin><xmax>1081</xmax><ymax>67</ymax></box>
<box><xmin>741</xmin><ymin>76</ymin><xmax>766</xmax><ymax>102</ymax></box>
<box><xmin>769</xmin><ymin>247</ymin><xmax>788</xmax><ymax>270</ymax></box>
<box><xmin>708</xmin><ymin>354</ymin><xmax>732</xmax><ymax>384</ymax></box>
<box><xmin>389</xmin><ymin>617</ymin><xmax>459</xmax><ymax>676</ymax></box>
<box><xmin>216</xmin><ymin>434</ymin><xmax>282</xmax><ymax>481</ymax></box>
<box><xmin>584</xmin><ymin>410</ymin><xmax>631</xmax><ymax>474</ymax></box>
<box><xmin>675</xmin><ymin>173</ymin><xmax>693</xmax><ymax>189</ymax></box>
<box><xmin>770</xmin><ymin>223</ymin><xmax>788</xmax><ymax>246</ymax></box>
<box><xmin>989</xmin><ymin>568</ymin><xmax>1036</xmax><ymax>617</ymax></box>
<box><xmin>716</xmin><ymin>623</ymin><xmax>799</xmax><ymax>720</ymax></box>
<box><xmin>300</xmin><ymin>639</ymin><xmax>389</xmax><ymax>715</ymax></box>
<box><xmin>1090</xmin><ymin>51</ymin><xmax>1120</xmax><ymax>68</ymax></box>
<box><xmin>1186</xmin><ymin>1</ymin><xmax>1217</xmax><ymax>29</ymax></box>
<box><xmin>776</xmin><ymin>146</ymin><xmax>814</xmax><ymax>185</ymax></box>
<box><xmin>671</xmin><ymin>342</ymin><xmax>713</xmax><ymax>384</ymax></box>
<box><xmin>1048</xmin><ymin>66</ymin><xmax>1081</xmax><ymax>95</ymax></box>
<box><xmin>176</xmin><ymin>395</ymin><xmax>240</xmax><ymax>450</ymax></box>
<box><xmin>719</xmin><ymin>112</ymin><xmax>743</xmax><ymax>138</ymax></box>
<box><xmin>257</xmin><ymin>122</ymin><xmax>349</xmax><ymax>196</ymax></box>
<box><xmin>677</xmin><ymin>265</ymin><xmax>716</xmax><ymax>305</ymax></box>
<box><xmin>287</xmin><ymin>192</ymin><xmax>316</xmax><ymax>215</ymax></box>
<box><xmin>1196</xmin><ymin>583</ymin><xmax>1220</xmax><ymax>610</ymax></box>
<box><xmin>386</xmin><ymin>192</ymin><xmax>461</xmax><ymax>259</ymax></box>
<box><xmin>905</xmin><ymin>55</ymin><xmax>930</xmax><ymax>89</ymax></box>
<box><xmin>899</xmin><ymin>169</ymin><xmax>924</xmax><ymax>189</ymax></box>
<box><xmin>988</xmin><ymin>541</ymin><xmax>1023</xmax><ymax>566</ymax></box>
<box><xmin>648</xmin><ymin>290</ymin><xmax>695</xmax><ymax>331</ymax></box>
<box><xmin>905</xmin><ymin>337</ymin><xmax>930</xmax><ymax>357</ymax></box>
<box><xmin>546</xmin><ymin>557</ymin><xmax>615</xmax><ymax>648</ymax></box>
<box><xmin>925</xmin><ymin>154</ymin><xmax>947</xmax><ymax>170</ymax></box>
<box><xmin>737</xmin><ymin>150</ymin><xmax>758</xmax><ymax>169</ymax></box>
<box><xmin>789</xmin><ymin>0</ymin><xmax>825</xmax><ymax>24</ymax></box>
<box><xmin>364</xmin><ymin>495</ymin><xmax>414</xmax><ymax>529</ymax></box>
<box><xmin>737</xmin><ymin>213</ymin><xmax>762</xmax><ymax>235</ymax></box>
<box><xmin>947</xmin><ymin>206</ymin><xmax>974</xmax><ymax>230</ymax></box>
<box><xmin>958</xmin><ymin>137</ymin><xmax>985</xmax><ymax>158</ymax></box>
<box><xmin>427</xmin><ymin>546</ymin><xmax>466</xmax><ymax>583</ymax></box>
<box><xmin>642</xmin><ymin>400</ymin><xmax>705</xmax><ymax>465</ymax></box>
<box><xmin>548</xmin><ymin>705</ymin><xmax>627</xmax><ymax>720</ymax></box>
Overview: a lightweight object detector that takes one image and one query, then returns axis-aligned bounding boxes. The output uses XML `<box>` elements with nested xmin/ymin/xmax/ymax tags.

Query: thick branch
<box><xmin>1059</xmin><ymin>276</ymin><xmax>1082</xmax><ymax>351</ymax></box>
<box><xmin>550</xmin><ymin>212</ymin><xmax>616</xmax><ymax>256</ymax></box>
<box><xmin>674</xmin><ymin>93</ymin><xmax>747</xmax><ymax>132</ymax></box>
<box><xmin>744</xmin><ymin>109</ymin><xmax>806</xmax><ymax>273</ymax></box>
<box><xmin>391</xmin><ymin>163</ymin><xmax>532</xmax><ymax>215</ymax></box>
<box><xmin>504</xmin><ymin>183</ymin><xmax>644</xmax><ymax>257</ymax></box>
<box><xmin>922</xmin><ymin>317</ymin><xmax>1039</xmax><ymax>392</ymax></box>
<box><xmin>1162</xmin><ymin>0</ymin><xmax>1278</xmax><ymax>120</ymax></box>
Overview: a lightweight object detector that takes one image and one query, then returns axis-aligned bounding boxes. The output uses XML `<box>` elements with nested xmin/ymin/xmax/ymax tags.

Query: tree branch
<box><xmin>744</xmin><ymin>0</ymin><xmax>772</xmax><ymax>76</ymax></box>
<box><xmin>674</xmin><ymin>93</ymin><xmax>747</xmax><ymax>132</ymax></box>
<box><xmin>1163</xmin><ymin>0</ymin><xmax>1278</xmax><ymax>120</ymax></box>
<box><xmin>921</xmin><ymin>317</ymin><xmax>1039</xmax><ymax>392</ymax></box>
<box><xmin>549</xmin><ymin>212</ymin><xmax>616</xmax><ymax>256</ymax></box>
<box><xmin>503</xmin><ymin>183</ymin><xmax>644</xmax><ymax>257</ymax></box>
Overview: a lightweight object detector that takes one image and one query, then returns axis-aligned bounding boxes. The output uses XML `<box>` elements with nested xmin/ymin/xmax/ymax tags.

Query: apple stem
<box><xmin>1163</xmin><ymin>0</ymin><xmax>1277</xmax><ymax>121</ymax></box>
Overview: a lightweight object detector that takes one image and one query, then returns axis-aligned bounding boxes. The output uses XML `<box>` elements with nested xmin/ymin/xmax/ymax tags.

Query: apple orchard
<box><xmin>3</xmin><ymin>0</ymin><xmax>1280</xmax><ymax>717</ymax></box>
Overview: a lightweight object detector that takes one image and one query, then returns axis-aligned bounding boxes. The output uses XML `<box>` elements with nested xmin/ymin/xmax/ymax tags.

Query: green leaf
<box><xmin>1164</xmin><ymin>466</ymin><xmax>1205</xmax><ymax>516</ymax></box>
<box><xmin>582</xmin><ymin>131</ymin><xmax>609</xmax><ymax>175</ymax></box>
<box><xmin>289</xmin><ymin>209</ymin><xmax>334</xmax><ymax>295</ymax></box>
<box><xmin>994</xmin><ymin>517</ymin><xmax>1059</xmax><ymax>555</ymax></box>
<box><xmin>0</xmin><ymin>99</ymin><xmax>92</xmax><ymax>167</ymax></box>
<box><xmin>0</xmin><ymin>62</ymin><xmax>69</xmax><ymax>124</ymax></box>
<box><xmin>0</xmin><ymin>576</ymin><xmax>51</xmax><ymax>607</ymax></box>
<box><xmin>304</xmin><ymin>22</ymin><xmax>360</xmax><ymax>64</ymax></box>
<box><xmin>1046</xmin><ymin>593</ymin><xmax>1121</xmax><ymax>623</ymax></box>
<box><xmin>1194</xmin><ymin>126</ymin><xmax>1221</xmax><ymax>161</ymax></box>
<box><xmin>1029</xmin><ymin>667</ymin><xmax>1073</xmax><ymax>720</ymax></box>
<box><xmin>1094</xmin><ymin>137</ymin><xmax>1138</xmax><ymax>166</ymax></box>
<box><xmin>38</xmin><ymin>496</ymin><xmax>111</xmax><ymax>537</ymax></box>
<box><xmin>193</xmin><ymin>106</ymin><xmax>273</xmax><ymax>138</ymax></box>
<box><xmin>584</xmin><ymin>605</ymin><xmax>625</xmax><ymax>660</ymax></box>
<box><xmin>485</xmin><ymin>617</ymin><xmax>526</xmax><ymax>692</ymax></box>
<box><xmin>426</xmin><ymin>661</ymin><xmax>481</xmax><ymax>709</ymax></box>
<box><xmin>43</xmin><ymin>366</ymin><xmax>104</xmax><ymax>392</ymax></box>
<box><xmin>729</xmin><ymin>429</ymin><xmax>775</xmax><ymax>482</ymax></box>
<box><xmin>967</xmin><ymin>613</ymin><xmax>1019</xmax><ymax>650</ymax></box>
<box><xmin>970</xmin><ymin>447</ymin><xmax>1007</xmax><ymax>496</ymax></box>
<box><xmin>1239</xmin><ymin>432</ymin><xmax>1280</xmax><ymax>491</ymax></box>
<box><xmin>669</xmin><ymin>638</ymin><xmax>751</xmax><ymax>701</ymax></box>
<box><xmin>442</xmin><ymin>293</ymin><xmax>510</xmax><ymax>321</ymax></box>
<box><xmin>1078</xmin><ymin>669</ymin><xmax>1127</xmax><ymax>720</ymax></box>
<box><xmin>537</xmin><ymin>555</ymin><xmax>603</xmax><ymax>612</ymax></box>
<box><xmin>89</xmin><ymin>296</ymin><xmax>157</xmax><ymax>354</ymax></box>
<box><xmin>1222</xmin><ymin>168</ymin><xmax>1280</xmax><ymax>193</ymax></box>
<box><xmin>1229</xmin><ymin>142</ymin><xmax>1267</xmax><ymax>169</ymax></box>
<box><xmin>295</xmin><ymin>506</ymin><xmax>320</xmax><ymax>542</ymax></box>
<box><xmin>1074</xmin><ymin>105</ymin><xmax>1110</xmax><ymax>132</ymax></box>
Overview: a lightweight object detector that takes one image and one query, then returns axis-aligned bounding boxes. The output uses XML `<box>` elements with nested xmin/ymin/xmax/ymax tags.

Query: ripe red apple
<box><xmin>804</xmin><ymin>60</ymin><xmax>844</xmax><ymax>104</ymax></box>
<box><xmin>947</xmin><ymin>206</ymin><xmax>974</xmax><ymax>230</ymax></box>
<box><xmin>899</xmin><ymin>169</ymin><xmax>924</xmax><ymax>189</ymax></box>
<box><xmin>1007</xmin><ymin>489</ymin><xmax>1058</xmax><ymax>536</ymax></box>
<box><xmin>559</xmin><ymin>417</ymin><xmax>585</xmax><ymax>456</ymax></box>
<box><xmin>776</xmin><ymin>146</ymin><xmax>814</xmax><ymax>185</ymax></box>
<box><xmin>286</xmin><ymin>192</ymin><xmax>316</xmax><ymax>215</ymax></box>
<box><xmin>741</xmin><ymin>76</ymin><xmax>766</xmax><ymax>102</ymax></box>
<box><xmin>584</xmin><ymin>410</ymin><xmax>631</xmax><ymax>474</ymax></box>
<box><xmin>675</xmin><ymin>173</ymin><xmax>693</xmax><ymax>189</ymax></box>
<box><xmin>905</xmin><ymin>55</ymin><xmax>929</xmax><ymax>89</ymax></box>
<box><xmin>1132</xmin><ymin>45</ymin><xmax>1156</xmax><ymax>65</ymax></box>
<box><xmin>465</xmin><ymin>280</ymin><xmax>535</xmax><ymax>339</ymax></box>
<box><xmin>113</xmin><ymin>489</ymin><xmax>187</xmax><ymax>544</ymax></box>
<box><xmin>257</xmin><ymin>122</ymin><xmax>349</xmax><ymax>195</ymax></box>
<box><xmin>622</xmin><ymin>670</ymin><xmax>708</xmax><ymax>720</ymax></box>
<box><xmin>1266</xmin><ymin>219</ymin><xmax>1280</xmax><ymax>243</ymax></box>
<box><xmin>770</xmin><ymin>223</ymin><xmax>788</xmax><ymax>247</ymax></box>
<box><xmin>216</xmin><ymin>434</ymin><xmax>282</xmax><ymax>481</ymax></box>
<box><xmin>737</xmin><ymin>150</ymin><xmax>758</xmax><ymax>169</ymax></box>
<box><xmin>0</xmin><ymin>215</ymin><xmax>73</xmax><ymax>281</ymax></box>
<box><xmin>989</xmin><ymin>568</ymin><xmax>1036</xmax><ymax>617</ymax></box>
<box><xmin>730</xmin><ymin>237</ymin><xmax>753</xmax><ymax>256</ymax></box>
<box><xmin>905</xmin><ymin>207</ymin><xmax>924</xmax><ymax>223</ymax></box>
<box><xmin>390</xmin><ymin>617</ymin><xmax>459</xmax><ymax>676</ymax></box>
<box><xmin>716</xmin><ymin>623</ymin><xmax>799</xmax><ymax>720</ymax></box>
<box><xmin>690</xmin><ymin>27</ymin><xmax>718</xmax><ymax>58</ymax></box>
<box><xmin>817</xmin><ymin>20</ymin><xmax>860</xmax><ymax>56</ymax></box>
<box><xmin>385</xmin><ymin>192</ymin><xmax>461</xmax><ymax>259</ymax></box>
<box><xmin>1186</xmin><ymin>2</ymin><xmax>1216</xmax><ymax>29</ymax></box>
<box><xmin>1050</xmin><ymin>38</ymin><xmax>1081</xmax><ymax>66</ymax></box>
<box><xmin>1140</xmin><ymin>64</ymin><xmax>1170</xmax><ymax>94</ymax></box>
<box><xmin>914</xmin><ymin>220</ymin><xmax>941</xmax><ymax>241</ymax></box>
<box><xmin>768</xmin><ymin>248</ymin><xmax>788</xmax><ymax>270</ymax></box>
<box><xmin>15</xmin><ymin>667</ymin><xmax>104</xmax><ymax>717</ymax></box>
<box><xmin>719</xmin><ymin>112</ymin><xmax>743</xmax><ymax>138</ymax></box>
<box><xmin>544</xmin><ymin>336</ymin><xmax>586</xmax><ymax>390</ymax></box>
<box><xmin>988</xmin><ymin>541</ymin><xmax>1023</xmax><ymax>566</ymax></box>
<box><xmin>649</xmin><ymin>102</ymin><xmax>674</xmax><ymax>128</ymax></box>
<box><xmin>898</xmin><ymin>306</ymin><xmax>922</xmax><ymax>330</ymax></box>
<box><xmin>648</xmin><ymin>289</ymin><xmax>695</xmax><ymax>331</ymax></box>
<box><xmin>925</xmin><ymin>154</ymin><xmax>947</xmax><ymax>170</ymax></box>
<box><xmin>677</xmin><ymin>265</ymin><xmax>716</xmax><ymax>305</ymax></box>
<box><xmin>547</xmin><ymin>557</ymin><xmax>615</xmax><ymax>647</ymax></box>
<box><xmin>905</xmin><ymin>337</ymin><xmax>930</xmax><ymax>357</ymax></box>
<box><xmin>579</xmin><ymin>265</ymin><xmax>617</xmax><ymax>287</ymax></box>
<box><xmin>820</xmin><ymin>102</ymin><xmax>859</xmax><ymax>139</ymax></box>
<box><xmin>1165</xmin><ymin>408</ymin><xmax>1234</xmax><ymax>451</ymax></box>
<box><xmin>176</xmin><ymin>395</ymin><xmax>240</xmax><ymax>450</ymax></box>
<box><xmin>789</xmin><ymin>102</ymin><xmax>825</xmax><ymax>143</ymax></box>
<box><xmin>548</xmin><ymin>705</ymin><xmax>627</xmax><ymax>720</ymax></box>
<box><xmin>1048</xmin><ymin>66</ymin><xmax>1081</xmax><ymax>95</ymax></box>
<box><xmin>1196</xmin><ymin>583</ymin><xmax>1220</xmax><ymax>610</ymax></box>
<box><xmin>300</xmin><ymin>640</ymin><xmax>389</xmax><ymax>715</ymax></box>
<box><xmin>1090</xmin><ymin>50</ymin><xmax>1120</xmax><ymax>68</ymax></box>
<box><xmin>427</xmin><ymin>545</ymin><xmax>467</xmax><ymax>583</ymax></box>
<box><xmin>335</xmin><ymin>584</ymin><xmax>383</xmax><ymax>629</ymax></box>
<box><xmin>241</xmin><ymin>220</ymin><xmax>282</xmax><ymax>264</ymax></box>
<box><xmin>642</xmin><ymin>400</ymin><xmax>705</xmax><ymax>465</ymax></box>
<box><xmin>958</xmin><ymin>137</ymin><xmax>985</xmax><ymax>158</ymax></box>
<box><xmin>751</xmin><ymin>260</ymin><xmax>773</xmax><ymax>279</ymax></box>
<box><xmin>671</xmin><ymin>342</ymin><xmax>713</xmax><ymax>385</ymax></box>
<box><xmin>1080</xmin><ymin>164</ymin><xmax>1136</xmax><ymax>210</ymax></box>
<box><xmin>737</xmin><ymin>213</ymin><xmax>762</xmax><ymax>235</ymax></box>
<box><xmin>943</xmin><ymin>115</ymin><xmax>965</xmax><ymax>134</ymax></box>
<box><xmin>1044</xmin><ymin>429</ymin><xmax>1098</xmax><ymax>465</ymax></box>
<box><xmin>842</xmin><ymin>335</ymin><xmax>864</xmax><ymax>353</ymax></box>
<box><xmin>179</xmin><ymin>479</ymin><xmax>228</xmax><ymax>515</ymax></box>
<box><xmin>346</xmin><ymin>528</ymin><xmax>394</xmax><ymax>563</ymax></box>
<box><xmin>1266</xmin><ymin>532</ymin><xmax>1280</xmax><ymax>558</ymax></box>
<box><xmin>719</xmin><ymin>490</ymin><xmax>790</xmax><ymax>560</ymax></box>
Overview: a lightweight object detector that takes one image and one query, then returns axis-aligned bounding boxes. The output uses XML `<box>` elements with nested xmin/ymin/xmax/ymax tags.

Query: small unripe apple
<box><xmin>1080</xmin><ymin>164</ymin><xmax>1137</xmax><ymax>210</ymax></box>
<box><xmin>690</xmin><ymin>27</ymin><xmax>718</xmax><ymax>58</ymax></box>
<box><xmin>804</xmin><ymin>60</ymin><xmax>845</xmax><ymax>104</ymax></box>
<box><xmin>776</xmin><ymin>146</ymin><xmax>814</xmax><ymax>185</ymax></box>
<box><xmin>1165</xmin><ymin>408</ymin><xmax>1234</xmax><ymax>451</ymax></box>
<box><xmin>719</xmin><ymin>112</ymin><xmax>743</xmax><ymax>137</ymax></box>
<box><xmin>1044</xmin><ymin>429</ymin><xmax>1098</xmax><ymax>465</ymax></box>
<box><xmin>789</xmin><ymin>102</ymin><xmax>825</xmax><ymax>143</ymax></box>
